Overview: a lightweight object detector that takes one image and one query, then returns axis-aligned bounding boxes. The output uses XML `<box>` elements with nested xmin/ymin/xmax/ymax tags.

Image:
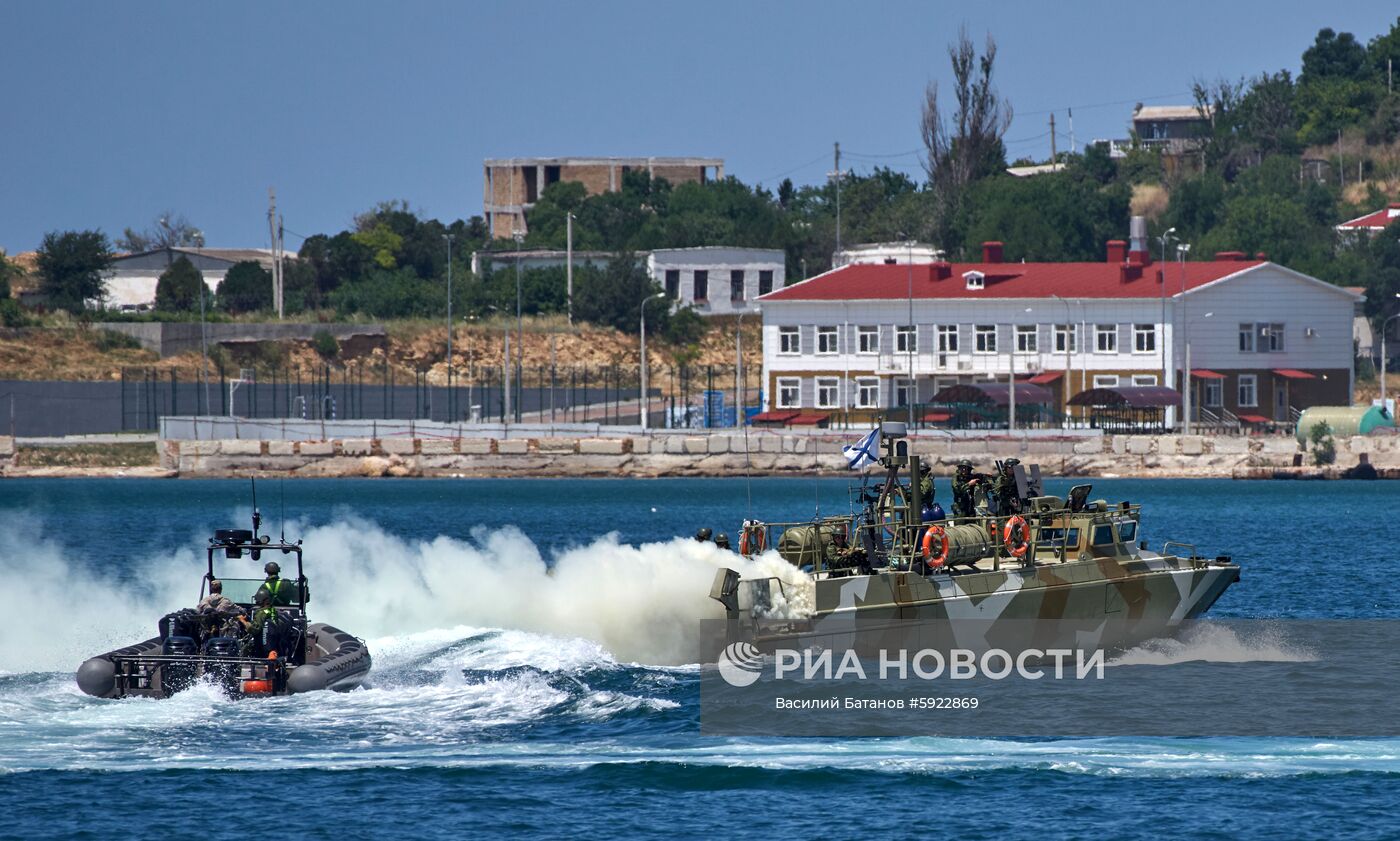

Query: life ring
<box><xmin>1003</xmin><ymin>515</ymin><xmax>1030</xmax><ymax>558</ymax></box>
<box><xmin>920</xmin><ymin>525</ymin><xmax>949</xmax><ymax>568</ymax></box>
<box><xmin>740</xmin><ymin>525</ymin><xmax>766</xmax><ymax>556</ymax></box>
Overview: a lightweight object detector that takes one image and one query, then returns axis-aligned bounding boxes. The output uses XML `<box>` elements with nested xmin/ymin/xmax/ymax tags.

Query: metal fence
<box><xmin>120</xmin><ymin>362</ymin><xmax>763</xmax><ymax>432</ymax></box>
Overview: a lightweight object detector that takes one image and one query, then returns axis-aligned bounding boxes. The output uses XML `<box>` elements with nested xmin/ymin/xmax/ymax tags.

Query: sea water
<box><xmin>1</xmin><ymin>478</ymin><xmax>1397</xmax><ymax>839</ymax></box>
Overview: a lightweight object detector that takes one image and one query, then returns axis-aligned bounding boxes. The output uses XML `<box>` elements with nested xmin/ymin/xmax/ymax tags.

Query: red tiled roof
<box><xmin>1336</xmin><ymin>205</ymin><xmax>1400</xmax><ymax>230</ymax></box>
<box><xmin>1272</xmin><ymin>369</ymin><xmax>1315</xmax><ymax>379</ymax></box>
<box><xmin>1237</xmin><ymin>414</ymin><xmax>1271</xmax><ymax>424</ymax></box>
<box><xmin>1027</xmin><ymin>371</ymin><xmax>1063</xmax><ymax>384</ymax></box>
<box><xmin>1191</xmin><ymin>369</ymin><xmax>1225</xmax><ymax>379</ymax></box>
<box><xmin>750</xmin><ymin>410</ymin><xmax>798</xmax><ymax>423</ymax></box>
<box><xmin>788</xmin><ymin>413</ymin><xmax>830</xmax><ymax>425</ymax></box>
<box><xmin>759</xmin><ymin>259</ymin><xmax>1264</xmax><ymax>301</ymax></box>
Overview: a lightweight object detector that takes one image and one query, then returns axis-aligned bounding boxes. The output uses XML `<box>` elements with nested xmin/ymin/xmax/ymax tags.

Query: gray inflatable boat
<box><xmin>77</xmin><ymin>515</ymin><xmax>372</xmax><ymax>699</ymax></box>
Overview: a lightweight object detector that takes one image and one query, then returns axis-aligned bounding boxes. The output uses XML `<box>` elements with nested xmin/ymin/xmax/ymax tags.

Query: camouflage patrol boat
<box><xmin>77</xmin><ymin>511</ymin><xmax>371</xmax><ymax>699</ymax></box>
<box><xmin>710</xmin><ymin>422</ymin><xmax>1240</xmax><ymax>655</ymax></box>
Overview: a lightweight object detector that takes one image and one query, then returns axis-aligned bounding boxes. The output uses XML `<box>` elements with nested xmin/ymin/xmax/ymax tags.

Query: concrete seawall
<box><xmin>142</xmin><ymin>432</ymin><xmax>1400</xmax><ymax>478</ymax></box>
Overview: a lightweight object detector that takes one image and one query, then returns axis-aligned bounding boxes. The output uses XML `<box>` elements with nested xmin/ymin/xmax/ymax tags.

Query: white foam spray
<box><xmin>0</xmin><ymin>512</ymin><xmax>811</xmax><ymax>672</ymax></box>
<box><xmin>1108</xmin><ymin>621</ymin><xmax>1317</xmax><ymax>667</ymax></box>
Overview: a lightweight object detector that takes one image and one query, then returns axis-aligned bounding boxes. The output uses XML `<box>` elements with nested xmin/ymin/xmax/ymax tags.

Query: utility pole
<box><xmin>513</xmin><ymin>230</ymin><xmax>524</xmax><ymax>423</ymax></box>
<box><xmin>735</xmin><ymin>313</ymin><xmax>744</xmax><ymax>428</ymax></box>
<box><xmin>1068</xmin><ymin>107</ymin><xmax>1075</xmax><ymax>155</ymax></box>
<box><xmin>566</xmin><ymin>212</ymin><xmax>574</xmax><ymax>325</ymax></box>
<box><xmin>831</xmin><ymin>142</ymin><xmax>843</xmax><ymax>255</ymax></box>
<box><xmin>444</xmin><ymin>233</ymin><xmax>455</xmax><ymax>420</ymax></box>
<box><xmin>267</xmin><ymin>188</ymin><xmax>283</xmax><ymax>320</ymax></box>
<box><xmin>1049</xmin><ymin>113</ymin><xmax>1058</xmax><ymax>167</ymax></box>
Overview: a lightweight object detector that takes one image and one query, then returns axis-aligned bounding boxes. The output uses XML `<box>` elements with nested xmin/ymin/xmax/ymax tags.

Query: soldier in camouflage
<box><xmin>950</xmin><ymin>459</ymin><xmax>988</xmax><ymax>519</ymax></box>
<box><xmin>993</xmin><ymin>458</ymin><xmax>1023</xmax><ymax>516</ymax></box>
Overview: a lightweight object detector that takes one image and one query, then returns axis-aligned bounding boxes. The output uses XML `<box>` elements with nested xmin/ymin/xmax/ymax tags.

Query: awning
<box><xmin>930</xmin><ymin>382</ymin><xmax>1055</xmax><ymax>407</ymax></box>
<box><xmin>1273</xmin><ymin>369</ymin><xmax>1315</xmax><ymax>380</ymax></box>
<box><xmin>1191</xmin><ymin>369</ymin><xmax>1226</xmax><ymax>379</ymax></box>
<box><xmin>789</xmin><ymin>412</ymin><xmax>830</xmax><ymax>426</ymax></box>
<box><xmin>750</xmin><ymin>410</ymin><xmax>799</xmax><ymax>423</ymax></box>
<box><xmin>1067</xmin><ymin>386</ymin><xmax>1181</xmax><ymax>409</ymax></box>
<box><xmin>1237</xmin><ymin>414</ymin><xmax>1272</xmax><ymax>424</ymax></box>
<box><xmin>922</xmin><ymin>411</ymin><xmax>952</xmax><ymax>422</ymax></box>
<box><xmin>1027</xmin><ymin>371</ymin><xmax>1064</xmax><ymax>384</ymax></box>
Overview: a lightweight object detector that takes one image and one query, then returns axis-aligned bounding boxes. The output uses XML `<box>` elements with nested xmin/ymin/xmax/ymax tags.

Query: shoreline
<box><xmin>2</xmin><ymin>432</ymin><xmax>1396</xmax><ymax>480</ymax></box>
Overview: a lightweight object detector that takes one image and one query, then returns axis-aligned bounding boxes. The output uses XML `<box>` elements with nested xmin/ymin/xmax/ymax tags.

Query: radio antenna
<box><xmin>249</xmin><ymin>477</ymin><xmax>261</xmax><ymax>539</ymax></box>
<box><xmin>279</xmin><ymin>477</ymin><xmax>286</xmax><ymax>543</ymax></box>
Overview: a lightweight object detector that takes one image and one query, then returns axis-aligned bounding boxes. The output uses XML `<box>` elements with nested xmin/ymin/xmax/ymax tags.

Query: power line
<box><xmin>1017</xmin><ymin>90</ymin><xmax>1191</xmax><ymax>118</ymax></box>
<box><xmin>756</xmin><ymin>152</ymin><xmax>831</xmax><ymax>184</ymax></box>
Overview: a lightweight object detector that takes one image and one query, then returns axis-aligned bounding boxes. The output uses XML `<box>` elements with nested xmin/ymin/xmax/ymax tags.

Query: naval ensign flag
<box><xmin>842</xmin><ymin>428</ymin><xmax>880</xmax><ymax>470</ymax></box>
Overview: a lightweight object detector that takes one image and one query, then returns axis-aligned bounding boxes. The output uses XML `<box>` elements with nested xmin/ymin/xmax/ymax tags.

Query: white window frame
<box><xmin>816</xmin><ymin>326</ymin><xmax>838</xmax><ymax>356</ymax></box>
<box><xmin>1266</xmin><ymin>322</ymin><xmax>1285</xmax><ymax>352</ymax></box>
<box><xmin>1095</xmin><ymin>324</ymin><xmax>1118</xmax><ymax>353</ymax></box>
<box><xmin>1133</xmin><ymin>324</ymin><xmax>1156</xmax><ymax>354</ymax></box>
<box><xmin>1131</xmin><ymin>374</ymin><xmax>1158</xmax><ymax>386</ymax></box>
<box><xmin>856</xmin><ymin>325</ymin><xmax>879</xmax><ymax>355</ymax></box>
<box><xmin>895</xmin><ymin>325</ymin><xmax>917</xmax><ymax>354</ymax></box>
<box><xmin>894</xmin><ymin>378</ymin><xmax>914</xmax><ymax>407</ymax></box>
<box><xmin>778</xmin><ymin>326</ymin><xmax>800</xmax><ymax>355</ymax></box>
<box><xmin>1015</xmin><ymin>324</ymin><xmax>1038</xmax><ymax>353</ymax></box>
<box><xmin>855</xmin><ymin>377</ymin><xmax>880</xmax><ymax>409</ymax></box>
<box><xmin>1238</xmin><ymin>374</ymin><xmax>1258</xmax><ymax>408</ymax></box>
<box><xmin>776</xmin><ymin>377</ymin><xmax>801</xmax><ymax>409</ymax></box>
<box><xmin>1238</xmin><ymin>323</ymin><xmax>1256</xmax><ymax>353</ymax></box>
<box><xmin>1203</xmin><ymin>379</ymin><xmax>1223</xmax><ymax>408</ymax></box>
<box><xmin>936</xmin><ymin>324</ymin><xmax>959</xmax><ymax>353</ymax></box>
<box><xmin>1093</xmin><ymin>374</ymin><xmax>1120</xmax><ymax>388</ymax></box>
<box><xmin>814</xmin><ymin>376</ymin><xmax>839</xmax><ymax>409</ymax></box>
<box><xmin>974</xmin><ymin>325</ymin><xmax>997</xmax><ymax>354</ymax></box>
<box><xmin>1054</xmin><ymin>324</ymin><xmax>1077</xmax><ymax>353</ymax></box>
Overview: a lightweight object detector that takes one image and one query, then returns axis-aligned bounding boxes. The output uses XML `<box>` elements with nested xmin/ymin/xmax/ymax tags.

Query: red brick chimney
<box><xmin>1214</xmin><ymin>251</ymin><xmax>1246</xmax><ymax>261</ymax></box>
<box><xmin>1106</xmin><ymin>240</ymin><xmax>1127</xmax><ymax>263</ymax></box>
<box><xmin>981</xmin><ymin>241</ymin><xmax>1003</xmax><ymax>263</ymax></box>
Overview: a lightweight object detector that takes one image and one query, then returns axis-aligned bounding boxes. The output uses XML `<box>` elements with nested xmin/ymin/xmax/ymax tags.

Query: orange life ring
<box><xmin>1003</xmin><ymin>515</ymin><xmax>1030</xmax><ymax>558</ymax></box>
<box><xmin>920</xmin><ymin>525</ymin><xmax>949</xmax><ymax>568</ymax></box>
<box><xmin>740</xmin><ymin>526</ymin><xmax>766</xmax><ymax>556</ymax></box>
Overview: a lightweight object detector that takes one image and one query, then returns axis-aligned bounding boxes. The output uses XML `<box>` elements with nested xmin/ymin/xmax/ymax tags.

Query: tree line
<box><xmin>6</xmin><ymin>18</ymin><xmax>1400</xmax><ymax>334</ymax></box>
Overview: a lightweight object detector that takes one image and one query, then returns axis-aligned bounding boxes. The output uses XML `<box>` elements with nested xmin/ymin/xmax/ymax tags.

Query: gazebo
<box><xmin>928</xmin><ymin>382</ymin><xmax>1056</xmax><ymax>429</ymax></box>
<box><xmin>1067</xmin><ymin>386</ymin><xmax>1181</xmax><ymax>433</ymax></box>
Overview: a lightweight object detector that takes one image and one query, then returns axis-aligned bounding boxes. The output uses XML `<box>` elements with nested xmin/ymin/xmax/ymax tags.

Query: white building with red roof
<box><xmin>756</xmin><ymin>229</ymin><xmax>1361</xmax><ymax>430</ymax></box>
<box><xmin>1336</xmin><ymin>203</ymin><xmax>1400</xmax><ymax>238</ymax></box>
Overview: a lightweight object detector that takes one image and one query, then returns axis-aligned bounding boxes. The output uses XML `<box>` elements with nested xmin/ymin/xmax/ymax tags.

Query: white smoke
<box><xmin>0</xmin><ymin>512</ymin><xmax>812</xmax><ymax>672</ymax></box>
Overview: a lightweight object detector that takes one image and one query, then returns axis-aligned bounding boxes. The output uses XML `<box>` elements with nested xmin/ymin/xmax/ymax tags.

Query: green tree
<box><xmin>0</xmin><ymin>250</ymin><xmax>20</xmax><ymax>300</ymax></box>
<box><xmin>218</xmin><ymin>261</ymin><xmax>273</xmax><ymax>314</ymax></box>
<box><xmin>574</xmin><ymin>253</ymin><xmax>671</xmax><ymax>334</ymax></box>
<box><xmin>154</xmin><ymin>256</ymin><xmax>209</xmax><ymax>312</ymax></box>
<box><xmin>36</xmin><ymin>229</ymin><xmax>113</xmax><ymax>311</ymax></box>
<box><xmin>957</xmin><ymin>172</ymin><xmax>1130</xmax><ymax>261</ymax></box>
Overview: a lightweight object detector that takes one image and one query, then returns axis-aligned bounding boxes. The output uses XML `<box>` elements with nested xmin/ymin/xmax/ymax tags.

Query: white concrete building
<box><xmin>648</xmin><ymin>247</ymin><xmax>785</xmax><ymax>316</ymax></box>
<box><xmin>102</xmin><ymin>248</ymin><xmax>278</xmax><ymax>310</ymax></box>
<box><xmin>833</xmin><ymin>242</ymin><xmax>943</xmax><ymax>268</ymax></box>
<box><xmin>758</xmin><ymin>239</ymin><xmax>1361</xmax><ymax>428</ymax></box>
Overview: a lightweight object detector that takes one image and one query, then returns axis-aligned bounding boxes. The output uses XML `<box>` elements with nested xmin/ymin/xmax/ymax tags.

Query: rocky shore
<box><xmin>3</xmin><ymin>431</ymin><xmax>1396</xmax><ymax>479</ymax></box>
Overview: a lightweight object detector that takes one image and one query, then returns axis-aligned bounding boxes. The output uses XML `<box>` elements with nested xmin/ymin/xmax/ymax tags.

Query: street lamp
<box><xmin>639</xmin><ymin>293</ymin><xmax>666</xmax><ymax>432</ymax></box>
<box><xmin>512</xmin><ymin>229</ymin><xmax>525</xmax><ymax>423</ymax></box>
<box><xmin>1158</xmin><ymin>227</ymin><xmax>1176</xmax><ymax>421</ymax></box>
<box><xmin>1382</xmin><ymin>294</ymin><xmax>1400</xmax><ymax>412</ymax></box>
<box><xmin>1051</xmin><ymin>294</ymin><xmax>1074</xmax><ymax>427</ymax></box>
<box><xmin>905</xmin><ymin>238</ymin><xmax>915</xmax><ymax>426</ymax></box>
<box><xmin>443</xmin><ymin>233</ymin><xmax>455</xmax><ymax>420</ymax></box>
<box><xmin>566</xmin><ymin>212</ymin><xmax>575</xmax><ymax>325</ymax></box>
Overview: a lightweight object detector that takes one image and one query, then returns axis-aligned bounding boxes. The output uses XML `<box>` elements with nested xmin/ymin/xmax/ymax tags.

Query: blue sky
<box><xmin>1</xmin><ymin>1</ymin><xmax>1396</xmax><ymax>254</ymax></box>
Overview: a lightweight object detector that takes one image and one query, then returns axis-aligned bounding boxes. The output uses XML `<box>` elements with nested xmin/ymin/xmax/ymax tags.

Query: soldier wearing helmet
<box><xmin>951</xmin><ymin>459</ymin><xmax>989</xmax><ymax>519</ymax></box>
<box><xmin>256</xmin><ymin>560</ymin><xmax>307</xmax><ymax>607</ymax></box>
<box><xmin>993</xmin><ymin>458</ymin><xmax>1024</xmax><ymax>516</ymax></box>
<box><xmin>714</xmin><ymin>533</ymin><xmax>732</xmax><ymax>551</ymax></box>
<box><xmin>694</xmin><ymin>527</ymin><xmax>713</xmax><ymax>543</ymax></box>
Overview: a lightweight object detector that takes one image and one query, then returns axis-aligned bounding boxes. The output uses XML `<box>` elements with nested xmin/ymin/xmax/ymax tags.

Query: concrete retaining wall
<box><xmin>95</xmin><ymin>322</ymin><xmax>386</xmax><ymax>357</ymax></box>
<box><xmin>153</xmin><ymin>432</ymin><xmax>1400</xmax><ymax>479</ymax></box>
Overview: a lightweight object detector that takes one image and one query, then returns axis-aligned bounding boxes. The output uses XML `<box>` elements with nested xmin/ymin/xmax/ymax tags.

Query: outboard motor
<box><xmin>160</xmin><ymin>636</ymin><xmax>198</xmax><ymax>695</ymax></box>
<box><xmin>159</xmin><ymin>609</ymin><xmax>199</xmax><ymax>641</ymax></box>
<box><xmin>202</xmin><ymin>637</ymin><xmax>239</xmax><ymax>657</ymax></box>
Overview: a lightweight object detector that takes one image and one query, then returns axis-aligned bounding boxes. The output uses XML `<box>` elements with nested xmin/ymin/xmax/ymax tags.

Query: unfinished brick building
<box><xmin>483</xmin><ymin>156</ymin><xmax>724</xmax><ymax>239</ymax></box>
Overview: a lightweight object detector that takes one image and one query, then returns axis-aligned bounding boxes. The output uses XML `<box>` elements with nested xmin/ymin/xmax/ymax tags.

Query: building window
<box><xmin>974</xmin><ymin>325</ymin><xmax>997</xmax><ymax>354</ymax></box>
<box><xmin>1096</xmin><ymin>324</ymin><xmax>1118</xmax><ymax>353</ymax></box>
<box><xmin>1054</xmin><ymin>324</ymin><xmax>1077</xmax><ymax>353</ymax></box>
<box><xmin>894</xmin><ymin>379</ymin><xmax>914</xmax><ymax>407</ymax></box>
<box><xmin>1133</xmin><ymin>324</ymin><xmax>1156</xmax><ymax>353</ymax></box>
<box><xmin>816</xmin><ymin>326</ymin><xmax>838</xmax><ymax>355</ymax></box>
<box><xmin>1204</xmin><ymin>379</ymin><xmax>1223</xmax><ymax>407</ymax></box>
<box><xmin>895</xmin><ymin>325</ymin><xmax>917</xmax><ymax>354</ymax></box>
<box><xmin>730</xmin><ymin>269</ymin><xmax>745</xmax><ymax>301</ymax></box>
<box><xmin>693</xmin><ymin>270</ymin><xmax>708</xmax><ymax>301</ymax></box>
<box><xmin>1238</xmin><ymin>374</ymin><xmax>1258</xmax><ymax>407</ymax></box>
<box><xmin>1015</xmin><ymin>324</ymin><xmax>1038</xmax><ymax>353</ymax></box>
<box><xmin>664</xmin><ymin>269</ymin><xmax>680</xmax><ymax>299</ymax></box>
<box><xmin>776</xmin><ymin>377</ymin><xmax>801</xmax><ymax>409</ymax></box>
<box><xmin>815</xmin><ymin>377</ymin><xmax>839</xmax><ymax>409</ymax></box>
<box><xmin>758</xmin><ymin>270</ymin><xmax>774</xmax><ymax>296</ymax></box>
<box><xmin>1093</xmin><ymin>374</ymin><xmax>1120</xmax><ymax>388</ymax></box>
<box><xmin>855</xmin><ymin>377</ymin><xmax>880</xmax><ymax>409</ymax></box>
<box><xmin>778</xmin><ymin>326</ymin><xmax>800</xmax><ymax>355</ymax></box>
<box><xmin>1131</xmin><ymin>374</ymin><xmax>1158</xmax><ymax>386</ymax></box>
<box><xmin>1238</xmin><ymin>323</ymin><xmax>1256</xmax><ymax>353</ymax></box>
<box><xmin>1265</xmin><ymin>322</ymin><xmax>1285</xmax><ymax>352</ymax></box>
<box><xmin>857</xmin><ymin>326</ymin><xmax>879</xmax><ymax>354</ymax></box>
<box><xmin>936</xmin><ymin>324</ymin><xmax>959</xmax><ymax>353</ymax></box>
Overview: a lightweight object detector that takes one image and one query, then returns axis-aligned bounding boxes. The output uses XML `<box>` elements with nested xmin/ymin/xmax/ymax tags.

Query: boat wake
<box><xmin>1108</xmin><ymin>621</ymin><xmax>1317</xmax><ymax>667</ymax></box>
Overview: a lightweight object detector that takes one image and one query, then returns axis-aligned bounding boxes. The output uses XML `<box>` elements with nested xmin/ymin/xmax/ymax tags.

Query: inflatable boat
<box><xmin>77</xmin><ymin>512</ymin><xmax>372</xmax><ymax>699</ymax></box>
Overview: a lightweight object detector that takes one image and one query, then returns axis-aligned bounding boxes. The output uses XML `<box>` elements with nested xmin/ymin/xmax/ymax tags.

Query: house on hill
<box><xmin>102</xmin><ymin>248</ymin><xmax>279</xmax><ymax>310</ymax></box>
